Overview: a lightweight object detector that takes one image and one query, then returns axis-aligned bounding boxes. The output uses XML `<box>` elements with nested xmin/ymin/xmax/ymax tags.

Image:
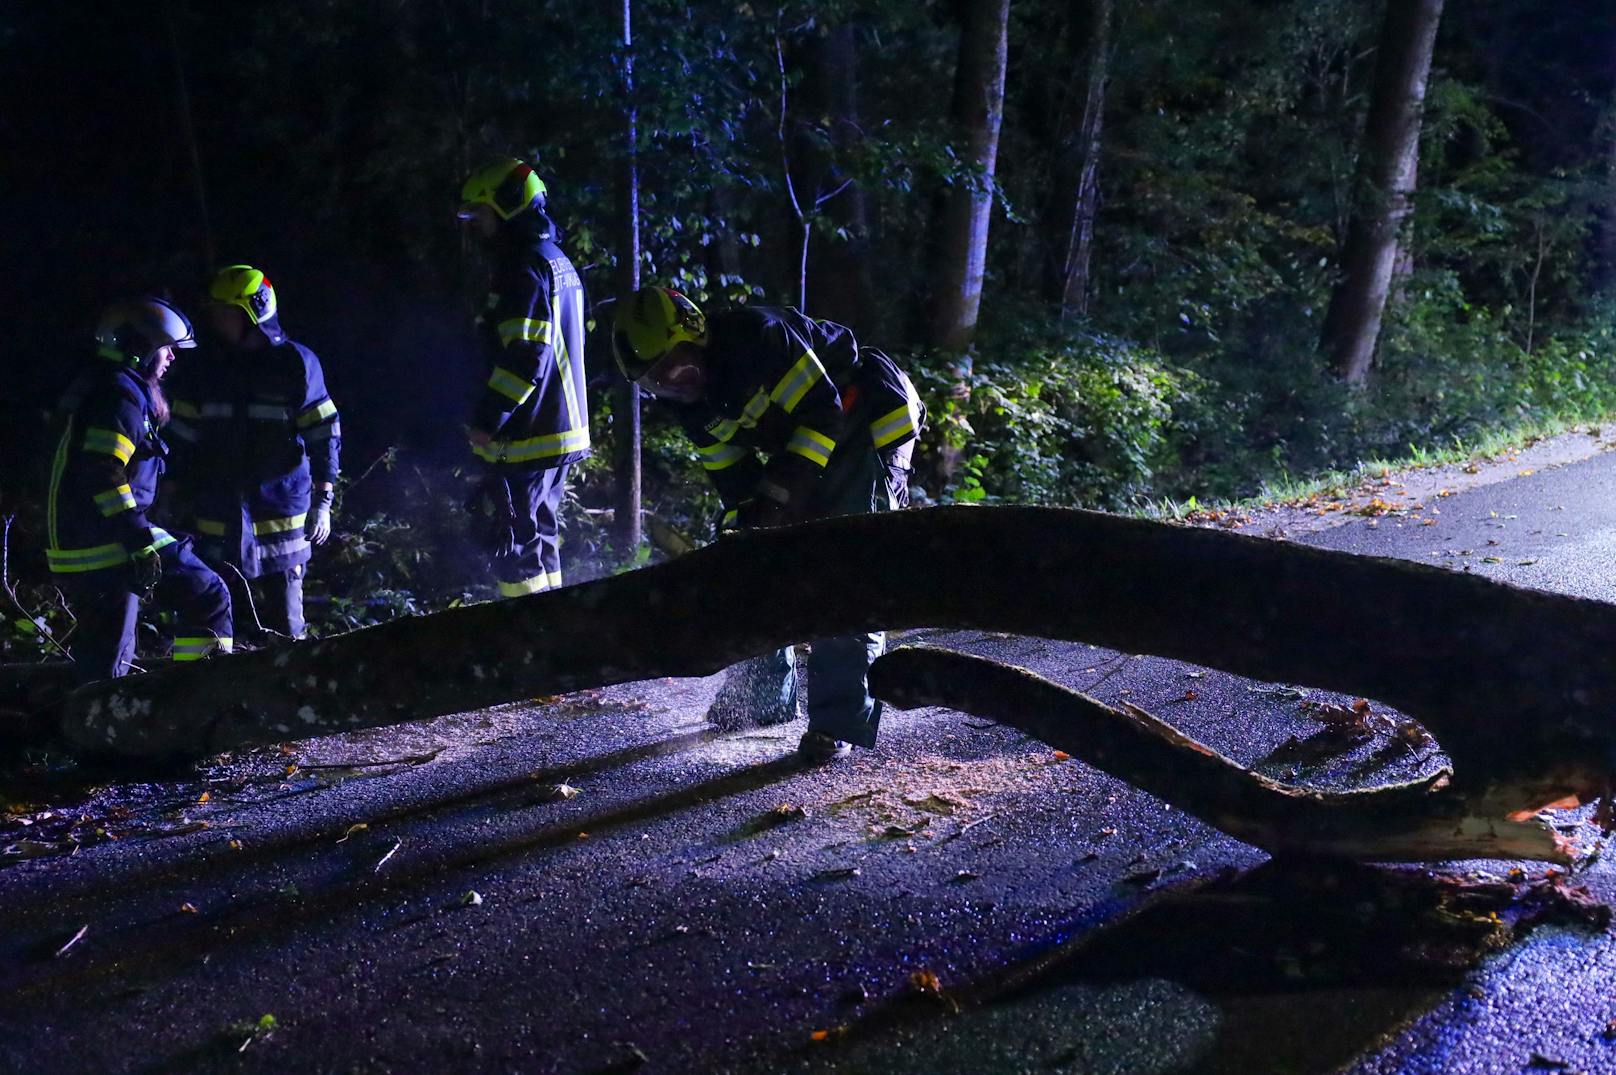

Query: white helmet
<box><xmin>95</xmin><ymin>297</ymin><xmax>197</xmax><ymax>368</ymax></box>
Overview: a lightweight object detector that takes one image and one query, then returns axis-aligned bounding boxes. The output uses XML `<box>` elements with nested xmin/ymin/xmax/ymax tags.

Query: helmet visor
<box><xmin>637</xmin><ymin>349</ymin><xmax>704</xmax><ymax>403</ymax></box>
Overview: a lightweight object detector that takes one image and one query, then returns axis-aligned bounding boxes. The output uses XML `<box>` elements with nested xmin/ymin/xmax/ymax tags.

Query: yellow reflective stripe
<box><xmin>168</xmin><ymin>419</ymin><xmax>199</xmax><ymax>443</ymax></box>
<box><xmin>247</xmin><ymin>403</ymin><xmax>290</xmax><ymax>420</ymax></box>
<box><xmin>93</xmin><ymin>484</ymin><xmax>137</xmax><ymax>516</ymax></box>
<box><xmin>83</xmin><ymin>427</ymin><xmax>134</xmax><ymax>463</ymax></box>
<box><xmin>698</xmin><ymin>442</ymin><xmax>750</xmax><ymax>471</ymax></box>
<box><xmin>172</xmin><ymin>636</ymin><xmax>229</xmax><ymax>660</ymax></box>
<box><xmin>472</xmin><ymin>427</ymin><xmax>592</xmax><ymax>463</ymax></box>
<box><xmin>196</xmin><ymin>518</ymin><xmax>229</xmax><ymax>536</ymax></box>
<box><xmin>252</xmin><ymin>513</ymin><xmax>307</xmax><ymax>535</ymax></box>
<box><xmin>553</xmin><ymin>294</ymin><xmax>584</xmax><ymax>430</ymax></box>
<box><xmin>46</xmin><ymin>543</ymin><xmax>130</xmax><ymax>573</ymax></box>
<box><xmin>769</xmin><ymin>350</ymin><xmax>828</xmax><ymax>414</ymax></box>
<box><xmin>785</xmin><ymin>426</ymin><xmax>836</xmax><ymax>467</ymax></box>
<box><xmin>870</xmin><ymin>403</ymin><xmax>919</xmax><ymax>449</ymax></box>
<box><xmin>487</xmin><ymin>366</ymin><xmax>535</xmax><ymax>404</ymax></box>
<box><xmin>295</xmin><ymin>398</ymin><xmax>338</xmax><ymax>428</ymax></box>
<box><xmin>498</xmin><ymin>318</ymin><xmax>554</xmax><ymax>346</ymax></box>
<box><xmin>47</xmin><ymin>418</ymin><xmax>73</xmax><ymax>547</ymax></box>
<box><xmin>706</xmin><ymin>418</ymin><xmax>740</xmax><ymax>443</ymax></box>
<box><xmin>171</xmin><ymin>400</ymin><xmax>201</xmax><ymax>419</ymax></box>
<box><xmin>199</xmin><ymin>402</ymin><xmax>234</xmax><ymax>418</ymax></box>
<box><xmin>739</xmin><ymin>391</ymin><xmax>769</xmax><ymax>429</ymax></box>
<box><xmin>497</xmin><ymin>570</ymin><xmax>562</xmax><ymax>598</ymax></box>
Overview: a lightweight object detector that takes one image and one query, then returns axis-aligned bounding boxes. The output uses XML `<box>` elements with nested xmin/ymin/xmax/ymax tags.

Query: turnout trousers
<box><xmin>64</xmin><ymin>536</ymin><xmax>234</xmax><ymax>685</ymax></box>
<box><xmin>706</xmin><ymin>441</ymin><xmax>913</xmax><ymax>748</ymax></box>
<box><xmin>489</xmin><ymin>464</ymin><xmax>570</xmax><ymax>598</ymax></box>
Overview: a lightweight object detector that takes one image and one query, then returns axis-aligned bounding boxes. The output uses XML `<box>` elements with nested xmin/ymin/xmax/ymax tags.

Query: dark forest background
<box><xmin>2</xmin><ymin>0</ymin><xmax>1615</xmax><ymax>628</ymax></box>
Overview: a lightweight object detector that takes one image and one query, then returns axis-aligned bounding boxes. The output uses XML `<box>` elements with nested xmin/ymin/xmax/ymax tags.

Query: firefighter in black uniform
<box><xmin>456</xmin><ymin>158</ymin><xmax>591</xmax><ymax>597</ymax></box>
<box><xmin>46</xmin><ymin>297</ymin><xmax>233</xmax><ymax>683</ymax></box>
<box><xmin>167</xmin><ymin>266</ymin><xmax>341</xmax><ymax>640</ymax></box>
<box><xmin>612</xmin><ymin>287</ymin><xmax>923</xmax><ymax>761</ymax></box>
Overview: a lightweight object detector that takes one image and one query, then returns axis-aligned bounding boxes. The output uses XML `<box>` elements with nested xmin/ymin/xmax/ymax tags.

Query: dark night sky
<box><xmin>0</xmin><ymin>6</ymin><xmax>495</xmax><ymax>504</ymax></box>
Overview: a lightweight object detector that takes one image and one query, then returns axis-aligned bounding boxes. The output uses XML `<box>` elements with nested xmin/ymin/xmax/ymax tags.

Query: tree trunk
<box><xmin>612</xmin><ymin>0</ymin><xmax>642</xmax><ymax>560</ymax></box>
<box><xmin>1321</xmin><ymin>0</ymin><xmax>1445</xmax><ymax>385</ymax></box>
<box><xmin>804</xmin><ymin>27</ymin><xmax>877</xmax><ymax>330</ymax></box>
<box><xmin>929</xmin><ymin>0</ymin><xmax>1011</xmax><ymax>353</ymax></box>
<box><xmin>872</xmin><ymin>647</ymin><xmax>1567</xmax><ymax>863</ymax></box>
<box><xmin>162</xmin><ymin>0</ymin><xmax>214</xmax><ymax>269</ymax></box>
<box><xmin>1052</xmin><ymin>0</ymin><xmax>1112</xmax><ymax>320</ymax></box>
<box><xmin>1593</xmin><ymin>105</ymin><xmax>1616</xmax><ymax>299</ymax></box>
<box><xmin>53</xmin><ymin>506</ymin><xmax>1616</xmax><ymax>867</ymax></box>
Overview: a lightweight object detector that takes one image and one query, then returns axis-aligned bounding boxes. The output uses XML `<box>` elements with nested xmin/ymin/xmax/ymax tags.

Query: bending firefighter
<box><xmin>168</xmin><ymin>266</ymin><xmax>341</xmax><ymax>640</ymax></box>
<box><xmin>457</xmin><ymin>158</ymin><xmax>591</xmax><ymax>597</ymax></box>
<box><xmin>613</xmin><ymin>288</ymin><xmax>923</xmax><ymax>761</ymax></box>
<box><xmin>45</xmin><ymin>298</ymin><xmax>233</xmax><ymax>683</ymax></box>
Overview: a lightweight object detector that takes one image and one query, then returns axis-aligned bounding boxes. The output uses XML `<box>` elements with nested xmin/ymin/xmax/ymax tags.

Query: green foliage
<box><xmin>909</xmin><ymin>319</ymin><xmax>1199</xmax><ymax>509</ymax></box>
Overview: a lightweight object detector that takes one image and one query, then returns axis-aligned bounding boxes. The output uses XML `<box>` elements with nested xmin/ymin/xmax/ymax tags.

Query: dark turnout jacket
<box><xmin>168</xmin><ymin>338</ymin><xmax>341</xmax><ymax>575</ymax></box>
<box><xmin>45</xmin><ymin>355</ymin><xmax>177</xmax><ymax>574</ymax></box>
<box><xmin>673</xmin><ymin>305</ymin><xmax>922</xmax><ymax>515</ymax></box>
<box><xmin>469</xmin><ymin>213</ymin><xmax>591</xmax><ymax>471</ymax></box>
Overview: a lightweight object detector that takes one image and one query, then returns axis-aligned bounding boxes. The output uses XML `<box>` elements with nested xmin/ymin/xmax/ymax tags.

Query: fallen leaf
<box><xmin>336</xmin><ymin>823</ymin><xmax>369</xmax><ymax>843</ymax></box>
<box><xmin>229</xmin><ymin>839</ymin><xmax>244</xmax><ymax>851</ymax></box>
<box><xmin>179</xmin><ymin>902</ymin><xmax>198</xmax><ymax>914</ymax></box>
<box><xmin>197</xmin><ymin>791</ymin><xmax>211</xmax><ymax>803</ymax></box>
<box><xmin>908</xmin><ymin>969</ymin><xmax>944</xmax><ymax>995</ymax></box>
<box><xmin>460</xmin><ymin>890</ymin><xmax>483</xmax><ymax>907</ymax></box>
<box><xmin>1051</xmin><ymin>750</ymin><xmax>1071</xmax><ymax>761</ymax></box>
<box><xmin>1181</xmin><ymin>689</ymin><xmax>1198</xmax><ymax>702</ymax></box>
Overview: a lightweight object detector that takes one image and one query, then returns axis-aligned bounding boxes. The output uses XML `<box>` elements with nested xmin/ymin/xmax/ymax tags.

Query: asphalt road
<box><xmin>4</xmin><ymin>447</ymin><xmax>1616</xmax><ymax>1074</ymax></box>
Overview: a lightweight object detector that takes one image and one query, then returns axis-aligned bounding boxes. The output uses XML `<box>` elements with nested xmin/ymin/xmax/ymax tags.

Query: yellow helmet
<box><xmin>458</xmin><ymin>158</ymin><xmax>547</xmax><ymax>221</ymax></box>
<box><xmin>612</xmin><ymin>287</ymin><xmax>708</xmax><ymax>383</ymax></box>
<box><xmin>208</xmin><ymin>264</ymin><xmax>286</xmax><ymax>345</ymax></box>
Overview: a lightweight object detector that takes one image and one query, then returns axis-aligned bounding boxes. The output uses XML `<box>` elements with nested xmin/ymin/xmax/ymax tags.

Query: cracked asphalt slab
<box><xmin>4</xmin><ymin>450</ymin><xmax>1616</xmax><ymax>1073</ymax></box>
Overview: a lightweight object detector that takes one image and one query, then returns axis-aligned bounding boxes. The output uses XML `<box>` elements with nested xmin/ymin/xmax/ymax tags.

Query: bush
<box><xmin>907</xmin><ymin>323</ymin><xmax>1202</xmax><ymax>509</ymax></box>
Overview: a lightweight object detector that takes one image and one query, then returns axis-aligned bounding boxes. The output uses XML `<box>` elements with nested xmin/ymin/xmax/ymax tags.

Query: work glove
<box><xmin>307</xmin><ymin>488</ymin><xmax>335</xmax><ymax>546</ymax></box>
<box><xmin>130</xmin><ymin>545</ymin><xmax>163</xmax><ymax>603</ymax></box>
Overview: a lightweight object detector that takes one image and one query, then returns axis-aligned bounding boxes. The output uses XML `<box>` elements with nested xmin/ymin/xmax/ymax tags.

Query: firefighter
<box><xmin>456</xmin><ymin>158</ymin><xmax>591</xmax><ymax>598</ymax></box>
<box><xmin>612</xmin><ymin>287</ymin><xmax>923</xmax><ymax>761</ymax></box>
<box><xmin>46</xmin><ymin>297</ymin><xmax>233</xmax><ymax>684</ymax></box>
<box><xmin>167</xmin><ymin>266</ymin><xmax>341</xmax><ymax>640</ymax></box>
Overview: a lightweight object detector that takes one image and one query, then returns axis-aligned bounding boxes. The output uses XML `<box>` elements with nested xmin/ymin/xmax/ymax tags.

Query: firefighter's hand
<box><xmin>466</xmin><ymin>427</ymin><xmax>494</xmax><ymax>448</ymax></box>
<box><xmin>307</xmin><ymin>488</ymin><xmax>335</xmax><ymax>546</ymax></box>
<box><xmin>130</xmin><ymin>546</ymin><xmax>163</xmax><ymax>602</ymax></box>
